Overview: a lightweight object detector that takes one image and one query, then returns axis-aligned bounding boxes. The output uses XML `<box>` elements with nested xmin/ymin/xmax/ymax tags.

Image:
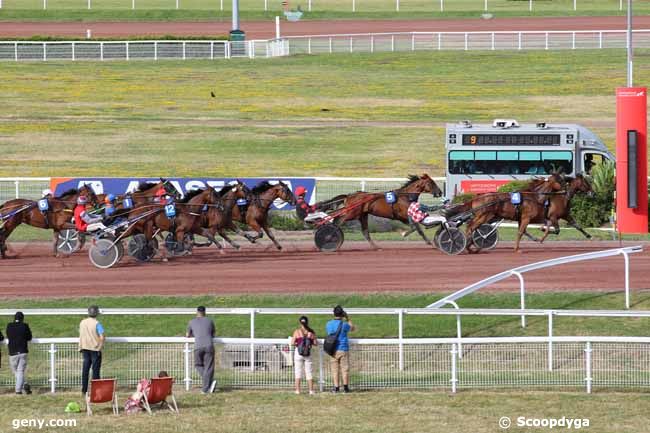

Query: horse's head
<box><xmin>277</xmin><ymin>181</ymin><xmax>296</xmax><ymax>205</ymax></box>
<box><xmin>401</xmin><ymin>174</ymin><xmax>442</xmax><ymax>197</ymax></box>
<box><xmin>79</xmin><ymin>184</ymin><xmax>99</xmax><ymax>206</ymax></box>
<box><xmin>420</xmin><ymin>174</ymin><xmax>443</xmax><ymax>197</ymax></box>
<box><xmin>161</xmin><ymin>179</ymin><xmax>181</xmax><ymax>199</ymax></box>
<box><xmin>233</xmin><ymin>180</ymin><xmax>250</xmax><ymax>200</ymax></box>
<box><xmin>545</xmin><ymin>173</ymin><xmax>565</xmax><ymax>192</ymax></box>
<box><xmin>570</xmin><ymin>174</ymin><xmax>593</xmax><ymax>196</ymax></box>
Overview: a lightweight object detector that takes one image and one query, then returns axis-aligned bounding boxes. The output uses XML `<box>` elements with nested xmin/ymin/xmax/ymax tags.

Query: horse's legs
<box><xmin>52</xmin><ymin>230</ymin><xmax>60</xmax><ymax>257</ymax></box>
<box><xmin>218</xmin><ymin>229</ymin><xmax>241</xmax><ymax>250</ymax></box>
<box><xmin>566</xmin><ymin>215</ymin><xmax>592</xmax><ymax>239</ymax></box>
<box><xmin>199</xmin><ymin>228</ymin><xmax>226</xmax><ymax>255</ymax></box>
<box><xmin>515</xmin><ymin>218</ymin><xmax>531</xmax><ymax>253</ymax></box>
<box><xmin>523</xmin><ymin>231</ymin><xmax>540</xmax><ymax>242</ymax></box>
<box><xmin>412</xmin><ymin>221</ymin><xmax>434</xmax><ymax>247</ymax></box>
<box><xmin>359</xmin><ymin>213</ymin><xmax>379</xmax><ymax>250</ymax></box>
<box><xmin>228</xmin><ymin>223</ymin><xmax>258</xmax><ymax>243</ymax></box>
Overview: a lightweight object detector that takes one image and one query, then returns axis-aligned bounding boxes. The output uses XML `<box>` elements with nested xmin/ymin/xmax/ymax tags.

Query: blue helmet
<box><xmin>106</xmin><ymin>194</ymin><xmax>116</xmax><ymax>202</ymax></box>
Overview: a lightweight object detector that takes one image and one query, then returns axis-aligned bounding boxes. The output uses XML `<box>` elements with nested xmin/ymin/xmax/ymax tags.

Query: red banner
<box><xmin>460</xmin><ymin>180</ymin><xmax>510</xmax><ymax>194</ymax></box>
<box><xmin>616</xmin><ymin>87</ymin><xmax>648</xmax><ymax>233</ymax></box>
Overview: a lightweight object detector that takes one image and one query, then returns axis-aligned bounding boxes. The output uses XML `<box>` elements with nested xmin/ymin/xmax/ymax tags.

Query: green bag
<box><xmin>64</xmin><ymin>402</ymin><xmax>81</xmax><ymax>413</ymax></box>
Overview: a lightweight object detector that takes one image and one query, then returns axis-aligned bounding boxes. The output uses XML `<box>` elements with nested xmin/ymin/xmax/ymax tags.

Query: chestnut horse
<box><xmin>201</xmin><ymin>182</ymin><xmax>249</xmax><ymax>250</ymax></box>
<box><xmin>0</xmin><ymin>184</ymin><xmax>98</xmax><ymax>258</ymax></box>
<box><xmin>335</xmin><ymin>174</ymin><xmax>443</xmax><ymax>250</ymax></box>
<box><xmin>231</xmin><ymin>181</ymin><xmax>296</xmax><ymax>250</ymax></box>
<box><xmin>459</xmin><ymin>174</ymin><xmax>565</xmax><ymax>252</ymax></box>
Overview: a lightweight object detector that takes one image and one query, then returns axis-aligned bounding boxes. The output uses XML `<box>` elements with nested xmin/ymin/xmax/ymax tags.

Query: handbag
<box><xmin>323</xmin><ymin>321</ymin><xmax>343</xmax><ymax>356</ymax></box>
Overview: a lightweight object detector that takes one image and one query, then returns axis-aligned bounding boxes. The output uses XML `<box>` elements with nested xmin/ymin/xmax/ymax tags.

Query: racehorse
<box><xmin>0</xmin><ymin>184</ymin><xmax>98</xmax><ymax>258</ymax></box>
<box><xmin>333</xmin><ymin>174</ymin><xmax>443</xmax><ymax>250</ymax></box>
<box><xmin>530</xmin><ymin>174</ymin><xmax>593</xmax><ymax>243</ymax></box>
<box><xmin>458</xmin><ymin>174</ymin><xmax>565</xmax><ymax>252</ymax></box>
<box><xmin>201</xmin><ymin>182</ymin><xmax>249</xmax><ymax>250</ymax></box>
<box><xmin>124</xmin><ymin>187</ymin><xmax>223</xmax><ymax>260</ymax></box>
<box><xmin>231</xmin><ymin>181</ymin><xmax>296</xmax><ymax>250</ymax></box>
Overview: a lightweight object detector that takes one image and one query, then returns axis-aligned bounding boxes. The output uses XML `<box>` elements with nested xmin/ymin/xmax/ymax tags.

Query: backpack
<box><xmin>297</xmin><ymin>333</ymin><xmax>312</xmax><ymax>357</ymax></box>
<box><xmin>323</xmin><ymin>321</ymin><xmax>343</xmax><ymax>356</ymax></box>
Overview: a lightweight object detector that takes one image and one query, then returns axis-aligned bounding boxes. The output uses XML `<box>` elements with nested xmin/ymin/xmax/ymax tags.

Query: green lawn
<box><xmin>0</xmin><ymin>49</ymin><xmax>645</xmax><ymax>177</ymax></box>
<box><xmin>0</xmin><ymin>390</ymin><xmax>647</xmax><ymax>433</ymax></box>
<box><xmin>1</xmin><ymin>292</ymin><xmax>649</xmax><ymax>339</ymax></box>
<box><xmin>0</xmin><ymin>0</ymin><xmax>644</xmax><ymax>21</ymax></box>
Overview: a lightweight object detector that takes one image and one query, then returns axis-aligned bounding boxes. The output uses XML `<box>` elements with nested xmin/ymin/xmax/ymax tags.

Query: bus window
<box><xmin>583</xmin><ymin>153</ymin><xmax>605</xmax><ymax>174</ymax></box>
<box><xmin>448</xmin><ymin>150</ymin><xmax>573</xmax><ymax>175</ymax></box>
<box><xmin>542</xmin><ymin>151</ymin><xmax>573</xmax><ymax>174</ymax></box>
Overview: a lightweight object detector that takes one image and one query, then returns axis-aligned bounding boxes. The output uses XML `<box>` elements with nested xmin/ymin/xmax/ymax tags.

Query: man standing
<box><xmin>79</xmin><ymin>305</ymin><xmax>105</xmax><ymax>395</ymax></box>
<box><xmin>325</xmin><ymin>305</ymin><xmax>356</xmax><ymax>393</ymax></box>
<box><xmin>6</xmin><ymin>312</ymin><xmax>32</xmax><ymax>395</ymax></box>
<box><xmin>186</xmin><ymin>306</ymin><xmax>216</xmax><ymax>394</ymax></box>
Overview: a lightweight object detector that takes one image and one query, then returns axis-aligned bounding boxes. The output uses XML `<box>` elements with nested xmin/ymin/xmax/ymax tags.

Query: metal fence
<box><xmin>0</xmin><ymin>0</ymin><xmax>636</xmax><ymax>13</ymax></box>
<box><xmin>0</xmin><ymin>40</ymin><xmax>281</xmax><ymax>62</ymax></box>
<box><xmin>283</xmin><ymin>29</ymin><xmax>650</xmax><ymax>55</ymax></box>
<box><xmin>2</xmin><ymin>336</ymin><xmax>650</xmax><ymax>393</ymax></box>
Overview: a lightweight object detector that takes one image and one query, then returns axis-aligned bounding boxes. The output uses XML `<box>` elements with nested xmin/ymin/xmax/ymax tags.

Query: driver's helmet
<box><xmin>106</xmin><ymin>193</ymin><xmax>116</xmax><ymax>203</ymax></box>
<box><xmin>294</xmin><ymin>186</ymin><xmax>307</xmax><ymax>197</ymax></box>
<box><xmin>42</xmin><ymin>189</ymin><xmax>52</xmax><ymax>197</ymax></box>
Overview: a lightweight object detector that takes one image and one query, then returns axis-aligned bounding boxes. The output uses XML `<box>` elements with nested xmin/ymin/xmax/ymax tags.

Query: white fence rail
<box><xmin>2</xmin><ymin>336</ymin><xmax>650</xmax><ymax>393</ymax></box>
<box><xmin>282</xmin><ymin>29</ymin><xmax>650</xmax><ymax>55</ymax></box>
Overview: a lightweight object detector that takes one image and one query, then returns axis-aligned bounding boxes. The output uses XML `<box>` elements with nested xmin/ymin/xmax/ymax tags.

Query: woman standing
<box><xmin>291</xmin><ymin>316</ymin><xmax>317</xmax><ymax>395</ymax></box>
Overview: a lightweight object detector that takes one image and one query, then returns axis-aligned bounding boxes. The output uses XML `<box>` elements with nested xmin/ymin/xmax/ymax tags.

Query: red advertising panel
<box><xmin>460</xmin><ymin>180</ymin><xmax>510</xmax><ymax>194</ymax></box>
<box><xmin>616</xmin><ymin>87</ymin><xmax>648</xmax><ymax>233</ymax></box>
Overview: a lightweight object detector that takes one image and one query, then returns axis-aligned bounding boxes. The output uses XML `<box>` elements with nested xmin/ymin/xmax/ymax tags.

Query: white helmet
<box><xmin>42</xmin><ymin>189</ymin><xmax>52</xmax><ymax>197</ymax></box>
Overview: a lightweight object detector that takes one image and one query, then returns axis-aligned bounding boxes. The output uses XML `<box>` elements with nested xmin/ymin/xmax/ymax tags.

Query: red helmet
<box><xmin>294</xmin><ymin>186</ymin><xmax>307</xmax><ymax>196</ymax></box>
<box><xmin>154</xmin><ymin>187</ymin><xmax>166</xmax><ymax>197</ymax></box>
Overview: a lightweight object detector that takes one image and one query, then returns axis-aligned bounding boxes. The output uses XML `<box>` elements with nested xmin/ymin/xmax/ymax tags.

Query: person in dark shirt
<box><xmin>6</xmin><ymin>312</ymin><xmax>32</xmax><ymax>395</ymax></box>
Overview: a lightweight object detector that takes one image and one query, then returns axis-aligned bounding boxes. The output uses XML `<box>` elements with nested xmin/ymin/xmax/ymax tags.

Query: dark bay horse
<box><xmin>335</xmin><ymin>174</ymin><xmax>443</xmax><ymax>250</ymax></box>
<box><xmin>458</xmin><ymin>174</ymin><xmax>565</xmax><ymax>252</ymax></box>
<box><xmin>231</xmin><ymin>181</ymin><xmax>296</xmax><ymax>250</ymax></box>
<box><xmin>201</xmin><ymin>182</ymin><xmax>249</xmax><ymax>250</ymax></box>
<box><xmin>0</xmin><ymin>185</ymin><xmax>98</xmax><ymax>258</ymax></box>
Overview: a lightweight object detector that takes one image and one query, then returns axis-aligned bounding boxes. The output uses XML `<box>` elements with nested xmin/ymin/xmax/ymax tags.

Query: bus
<box><xmin>445</xmin><ymin>119</ymin><xmax>615</xmax><ymax>197</ymax></box>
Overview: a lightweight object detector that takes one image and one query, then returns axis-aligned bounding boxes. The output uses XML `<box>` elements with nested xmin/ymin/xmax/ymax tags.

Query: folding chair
<box><xmin>142</xmin><ymin>377</ymin><xmax>179</xmax><ymax>414</ymax></box>
<box><xmin>86</xmin><ymin>378</ymin><xmax>118</xmax><ymax>416</ymax></box>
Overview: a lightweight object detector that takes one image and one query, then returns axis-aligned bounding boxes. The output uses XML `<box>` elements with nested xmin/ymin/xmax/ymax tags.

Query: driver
<box><xmin>407</xmin><ymin>196</ymin><xmax>450</xmax><ymax>227</ymax></box>
<box><xmin>73</xmin><ymin>196</ymin><xmax>108</xmax><ymax>233</ymax></box>
<box><xmin>295</xmin><ymin>185</ymin><xmax>329</xmax><ymax>223</ymax></box>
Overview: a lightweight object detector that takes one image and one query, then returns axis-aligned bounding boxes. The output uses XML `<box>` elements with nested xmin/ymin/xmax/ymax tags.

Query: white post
<box><xmin>573</xmin><ymin>0</ymin><xmax>576</xmax><ymax>10</ymax></box>
<box><xmin>350</xmin><ymin>36</ymin><xmax>353</xmax><ymax>53</ymax></box>
<box><xmin>518</xmin><ymin>32</ymin><xmax>522</xmax><ymax>50</ymax></box>
<box><xmin>308</xmin><ymin>0</ymin><xmax>311</xmax><ymax>10</ymax></box>
<box><xmin>456</xmin><ymin>313</ymin><xmax>462</xmax><ymax>359</ymax></box>
<box><xmin>126</xmin><ymin>41</ymin><xmax>129</xmax><ymax>60</ymax></box>
<box><xmin>623</xmin><ymin>250</ymin><xmax>630</xmax><ymax>308</ymax></box>
<box><xmin>484</xmin><ymin>0</ymin><xmax>487</xmax><ymax>11</ymax></box>
<box><xmin>626</xmin><ymin>0</ymin><xmax>632</xmax><ymax>87</ymax></box>
<box><xmin>513</xmin><ymin>271</ymin><xmax>526</xmax><ymax>327</ymax></box>
<box><xmin>396</xmin><ymin>0</ymin><xmax>399</xmax><ymax>11</ymax></box>
<box><xmin>398</xmin><ymin>310</ymin><xmax>404</xmax><ymax>371</ymax></box>
<box><xmin>88</xmin><ymin>0</ymin><xmax>91</xmax><ymax>9</ymax></box>
<box><xmin>547</xmin><ymin>312</ymin><xmax>553</xmax><ymax>371</ymax></box>
<box><xmin>599</xmin><ymin>31</ymin><xmax>603</xmax><ymax>49</ymax></box>
<box><xmin>176</xmin><ymin>0</ymin><xmax>179</xmax><ymax>8</ymax></box>
<box><xmin>43</xmin><ymin>43</ymin><xmax>46</xmax><ymax>61</ymax></box>
<box><xmin>438</xmin><ymin>32</ymin><xmax>441</xmax><ymax>50</ymax></box>
<box><xmin>264</xmin><ymin>0</ymin><xmax>267</xmax><ymax>11</ymax></box>
<box><xmin>250</xmin><ymin>310</ymin><xmax>255</xmax><ymax>372</ymax></box>
<box><xmin>210</xmin><ymin>41</ymin><xmax>213</xmax><ymax>59</ymax></box>
<box><xmin>182</xmin><ymin>41</ymin><xmax>186</xmax><ymax>60</ymax></box>
<box><xmin>155</xmin><ymin>41</ymin><xmax>158</xmax><ymax>60</ymax></box>
<box><xmin>464</xmin><ymin>32</ymin><xmax>468</xmax><ymax>50</ymax></box>
<box><xmin>49</xmin><ymin>343</ymin><xmax>56</xmax><ymax>393</ymax></box>
<box><xmin>572</xmin><ymin>31</ymin><xmax>576</xmax><ymax>49</ymax></box>
<box><xmin>275</xmin><ymin>16</ymin><xmax>280</xmax><ymax>39</ymax></box>
<box><xmin>14</xmin><ymin>42</ymin><xmax>18</xmax><ymax>62</ymax></box>
<box><xmin>529</xmin><ymin>0</ymin><xmax>532</xmax><ymax>11</ymax></box>
<box><xmin>329</xmin><ymin>37</ymin><xmax>332</xmax><ymax>53</ymax></box>
<box><xmin>72</xmin><ymin>42</ymin><xmax>75</xmax><ymax>61</ymax></box>
<box><xmin>132</xmin><ymin>0</ymin><xmax>135</xmax><ymax>9</ymax></box>
<box><xmin>307</xmin><ymin>38</ymin><xmax>311</xmax><ymax>54</ymax></box>
<box><xmin>411</xmin><ymin>34</ymin><xmax>415</xmax><ymax>51</ymax></box>
<box><xmin>360</xmin><ymin>180</ymin><xmax>366</xmax><ymax>191</ymax></box>
<box><xmin>545</xmin><ymin>32</ymin><xmax>548</xmax><ymax>50</ymax></box>
<box><xmin>352</xmin><ymin>0</ymin><xmax>355</xmax><ymax>12</ymax></box>
<box><xmin>450</xmin><ymin>344</ymin><xmax>458</xmax><ymax>393</ymax></box>
<box><xmin>620</xmin><ymin>0</ymin><xmax>622</xmax><ymax>11</ymax></box>
<box><xmin>491</xmin><ymin>32</ymin><xmax>495</xmax><ymax>50</ymax></box>
<box><xmin>0</xmin><ymin>0</ymin><xmax>3</xmax><ymax>9</ymax></box>
<box><xmin>391</xmin><ymin>35</ymin><xmax>394</xmax><ymax>52</ymax></box>
<box><xmin>440</xmin><ymin>0</ymin><xmax>443</xmax><ymax>12</ymax></box>
<box><xmin>43</xmin><ymin>0</ymin><xmax>46</xmax><ymax>10</ymax></box>
<box><xmin>14</xmin><ymin>180</ymin><xmax>19</xmax><ymax>198</ymax></box>
<box><xmin>370</xmin><ymin>35</ymin><xmax>374</xmax><ymax>53</ymax></box>
<box><xmin>100</xmin><ymin>42</ymin><xmax>104</xmax><ymax>61</ymax></box>
<box><xmin>184</xmin><ymin>342</ymin><xmax>191</xmax><ymax>391</ymax></box>
<box><xmin>584</xmin><ymin>342</ymin><xmax>592</xmax><ymax>394</ymax></box>
<box><xmin>221</xmin><ymin>0</ymin><xmax>223</xmax><ymax>10</ymax></box>
<box><xmin>318</xmin><ymin>345</ymin><xmax>325</xmax><ymax>392</ymax></box>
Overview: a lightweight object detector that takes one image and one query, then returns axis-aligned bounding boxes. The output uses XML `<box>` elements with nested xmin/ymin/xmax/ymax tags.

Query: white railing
<box><xmin>282</xmin><ymin>29</ymin><xmax>650</xmax><ymax>56</ymax></box>
<box><xmin>0</xmin><ymin>0</ymin><xmax>631</xmax><ymax>12</ymax></box>
<box><xmin>427</xmin><ymin>246</ymin><xmax>644</xmax><ymax>317</ymax></box>
<box><xmin>2</xmin><ymin>336</ymin><xmax>650</xmax><ymax>393</ymax></box>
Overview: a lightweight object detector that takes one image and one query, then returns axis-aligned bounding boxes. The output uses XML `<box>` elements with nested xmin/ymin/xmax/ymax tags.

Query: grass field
<box><xmin>1</xmin><ymin>292</ymin><xmax>649</xmax><ymax>339</ymax></box>
<box><xmin>1</xmin><ymin>390</ymin><xmax>648</xmax><ymax>433</ymax></box>
<box><xmin>0</xmin><ymin>50</ymin><xmax>646</xmax><ymax>177</ymax></box>
<box><xmin>0</xmin><ymin>0</ymin><xmax>645</xmax><ymax>21</ymax></box>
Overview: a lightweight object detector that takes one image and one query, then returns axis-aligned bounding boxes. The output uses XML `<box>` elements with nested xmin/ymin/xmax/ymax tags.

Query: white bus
<box><xmin>445</xmin><ymin>119</ymin><xmax>615</xmax><ymax>197</ymax></box>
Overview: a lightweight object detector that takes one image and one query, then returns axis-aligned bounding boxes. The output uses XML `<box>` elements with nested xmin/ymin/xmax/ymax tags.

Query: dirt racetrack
<box><xmin>2</xmin><ymin>16</ymin><xmax>650</xmax><ymax>39</ymax></box>
<box><xmin>0</xmin><ymin>240</ymin><xmax>647</xmax><ymax>298</ymax></box>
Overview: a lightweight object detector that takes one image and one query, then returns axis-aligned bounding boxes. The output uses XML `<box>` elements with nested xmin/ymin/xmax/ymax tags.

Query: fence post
<box><xmin>250</xmin><ymin>310</ymin><xmax>255</xmax><ymax>372</ymax></box>
<box><xmin>396</xmin><ymin>0</ymin><xmax>399</xmax><ymax>11</ymax></box>
<box><xmin>14</xmin><ymin>180</ymin><xmax>19</xmax><ymax>199</ymax></box>
<box><xmin>132</xmin><ymin>0</ymin><xmax>135</xmax><ymax>9</ymax></box>
<box><xmin>484</xmin><ymin>0</ymin><xmax>487</xmax><ymax>11</ymax></box>
<box><xmin>547</xmin><ymin>311</ymin><xmax>553</xmax><ymax>371</ymax></box>
<box><xmin>350</xmin><ymin>36</ymin><xmax>353</xmax><ymax>53</ymax></box>
<box><xmin>329</xmin><ymin>37</ymin><xmax>332</xmax><ymax>54</ymax></box>
<box><xmin>360</xmin><ymin>180</ymin><xmax>366</xmax><ymax>192</ymax></box>
<box><xmin>619</xmin><ymin>0</ymin><xmax>622</xmax><ymax>10</ymax></box>
<box><xmin>491</xmin><ymin>32</ymin><xmax>495</xmax><ymax>50</ymax></box>
<box><xmin>518</xmin><ymin>32</ymin><xmax>522</xmax><ymax>50</ymax></box>
<box><xmin>318</xmin><ymin>345</ymin><xmax>325</xmax><ymax>392</ymax></box>
<box><xmin>438</xmin><ymin>32</ymin><xmax>441</xmax><ymax>50</ymax></box>
<box><xmin>398</xmin><ymin>310</ymin><xmax>404</xmax><ymax>371</ymax></box>
<box><xmin>43</xmin><ymin>0</ymin><xmax>46</xmax><ymax>10</ymax></box>
<box><xmin>100</xmin><ymin>42</ymin><xmax>104</xmax><ymax>61</ymax></box>
<box><xmin>440</xmin><ymin>0</ymin><xmax>443</xmax><ymax>12</ymax></box>
<box><xmin>221</xmin><ymin>0</ymin><xmax>223</xmax><ymax>10</ymax></box>
<box><xmin>464</xmin><ymin>32</ymin><xmax>468</xmax><ymax>50</ymax></box>
<box><xmin>352</xmin><ymin>0</ymin><xmax>355</xmax><ymax>12</ymax></box>
<box><xmin>512</xmin><ymin>271</ymin><xmax>526</xmax><ymax>327</ymax></box>
<box><xmin>88</xmin><ymin>0</ymin><xmax>91</xmax><ymax>9</ymax></box>
<box><xmin>545</xmin><ymin>32</ymin><xmax>548</xmax><ymax>50</ymax></box>
<box><xmin>450</xmin><ymin>343</ymin><xmax>457</xmax><ymax>393</ymax></box>
<box><xmin>210</xmin><ymin>41</ymin><xmax>214</xmax><ymax>59</ymax></box>
<box><xmin>126</xmin><ymin>42</ymin><xmax>130</xmax><ymax>60</ymax></box>
<box><xmin>184</xmin><ymin>342</ymin><xmax>191</xmax><ymax>391</ymax></box>
<box><xmin>572</xmin><ymin>32</ymin><xmax>576</xmax><ymax>49</ymax></box>
<box><xmin>456</xmin><ymin>313</ymin><xmax>462</xmax><ymax>359</ymax></box>
<box><xmin>370</xmin><ymin>35</ymin><xmax>374</xmax><ymax>53</ymax></box>
<box><xmin>411</xmin><ymin>34</ymin><xmax>415</xmax><ymax>51</ymax></box>
<box><xmin>155</xmin><ymin>41</ymin><xmax>158</xmax><ymax>60</ymax></box>
<box><xmin>14</xmin><ymin>42</ymin><xmax>18</xmax><ymax>62</ymax></box>
<box><xmin>623</xmin><ymin>250</ymin><xmax>631</xmax><ymax>309</ymax></box>
<box><xmin>72</xmin><ymin>42</ymin><xmax>75</xmax><ymax>61</ymax></box>
<box><xmin>528</xmin><ymin>0</ymin><xmax>532</xmax><ymax>11</ymax></box>
<box><xmin>584</xmin><ymin>342</ymin><xmax>592</xmax><ymax>394</ymax></box>
<box><xmin>308</xmin><ymin>0</ymin><xmax>311</xmax><ymax>11</ymax></box>
<box><xmin>308</xmin><ymin>38</ymin><xmax>311</xmax><ymax>55</ymax></box>
<box><xmin>391</xmin><ymin>35</ymin><xmax>394</xmax><ymax>52</ymax></box>
<box><xmin>225</xmin><ymin>42</ymin><xmax>230</xmax><ymax>59</ymax></box>
<box><xmin>573</xmin><ymin>0</ymin><xmax>576</xmax><ymax>10</ymax></box>
<box><xmin>599</xmin><ymin>31</ymin><xmax>603</xmax><ymax>49</ymax></box>
<box><xmin>49</xmin><ymin>343</ymin><xmax>57</xmax><ymax>393</ymax></box>
<box><xmin>43</xmin><ymin>43</ymin><xmax>47</xmax><ymax>61</ymax></box>
<box><xmin>176</xmin><ymin>0</ymin><xmax>179</xmax><ymax>9</ymax></box>
<box><xmin>182</xmin><ymin>41</ymin><xmax>186</xmax><ymax>60</ymax></box>
<box><xmin>264</xmin><ymin>0</ymin><xmax>267</xmax><ymax>11</ymax></box>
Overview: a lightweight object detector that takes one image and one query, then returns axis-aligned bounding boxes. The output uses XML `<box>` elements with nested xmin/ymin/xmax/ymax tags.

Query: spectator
<box><xmin>291</xmin><ymin>316</ymin><xmax>317</xmax><ymax>395</ymax></box>
<box><xmin>79</xmin><ymin>305</ymin><xmax>105</xmax><ymax>395</ymax></box>
<box><xmin>186</xmin><ymin>306</ymin><xmax>216</xmax><ymax>394</ymax></box>
<box><xmin>325</xmin><ymin>305</ymin><xmax>355</xmax><ymax>393</ymax></box>
<box><xmin>124</xmin><ymin>370</ymin><xmax>169</xmax><ymax>414</ymax></box>
<box><xmin>6</xmin><ymin>312</ymin><xmax>32</xmax><ymax>395</ymax></box>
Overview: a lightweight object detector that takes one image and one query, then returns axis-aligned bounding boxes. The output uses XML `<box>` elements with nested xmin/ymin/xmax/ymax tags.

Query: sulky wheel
<box><xmin>471</xmin><ymin>224</ymin><xmax>499</xmax><ymax>251</ymax></box>
<box><xmin>127</xmin><ymin>234</ymin><xmax>158</xmax><ymax>262</ymax></box>
<box><xmin>436</xmin><ymin>227</ymin><xmax>467</xmax><ymax>256</ymax></box>
<box><xmin>314</xmin><ymin>224</ymin><xmax>344</xmax><ymax>252</ymax></box>
<box><xmin>88</xmin><ymin>238</ymin><xmax>121</xmax><ymax>269</ymax></box>
<box><xmin>56</xmin><ymin>229</ymin><xmax>83</xmax><ymax>255</ymax></box>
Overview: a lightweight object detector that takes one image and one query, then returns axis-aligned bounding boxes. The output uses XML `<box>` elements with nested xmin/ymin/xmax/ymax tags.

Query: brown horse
<box><xmin>0</xmin><ymin>185</ymin><xmax>98</xmax><ymax>258</ymax></box>
<box><xmin>532</xmin><ymin>174</ymin><xmax>593</xmax><ymax>243</ymax></box>
<box><xmin>460</xmin><ymin>174</ymin><xmax>565</xmax><ymax>252</ymax></box>
<box><xmin>201</xmin><ymin>182</ymin><xmax>249</xmax><ymax>250</ymax></box>
<box><xmin>231</xmin><ymin>181</ymin><xmax>296</xmax><ymax>250</ymax></box>
<box><xmin>335</xmin><ymin>174</ymin><xmax>443</xmax><ymax>250</ymax></box>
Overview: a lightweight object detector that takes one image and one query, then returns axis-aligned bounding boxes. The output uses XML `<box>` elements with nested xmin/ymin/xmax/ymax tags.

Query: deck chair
<box><xmin>142</xmin><ymin>377</ymin><xmax>179</xmax><ymax>414</ymax></box>
<box><xmin>86</xmin><ymin>378</ymin><xmax>118</xmax><ymax>416</ymax></box>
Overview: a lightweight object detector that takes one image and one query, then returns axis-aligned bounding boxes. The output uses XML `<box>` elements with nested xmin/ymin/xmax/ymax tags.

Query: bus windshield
<box><xmin>448</xmin><ymin>150</ymin><xmax>573</xmax><ymax>175</ymax></box>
